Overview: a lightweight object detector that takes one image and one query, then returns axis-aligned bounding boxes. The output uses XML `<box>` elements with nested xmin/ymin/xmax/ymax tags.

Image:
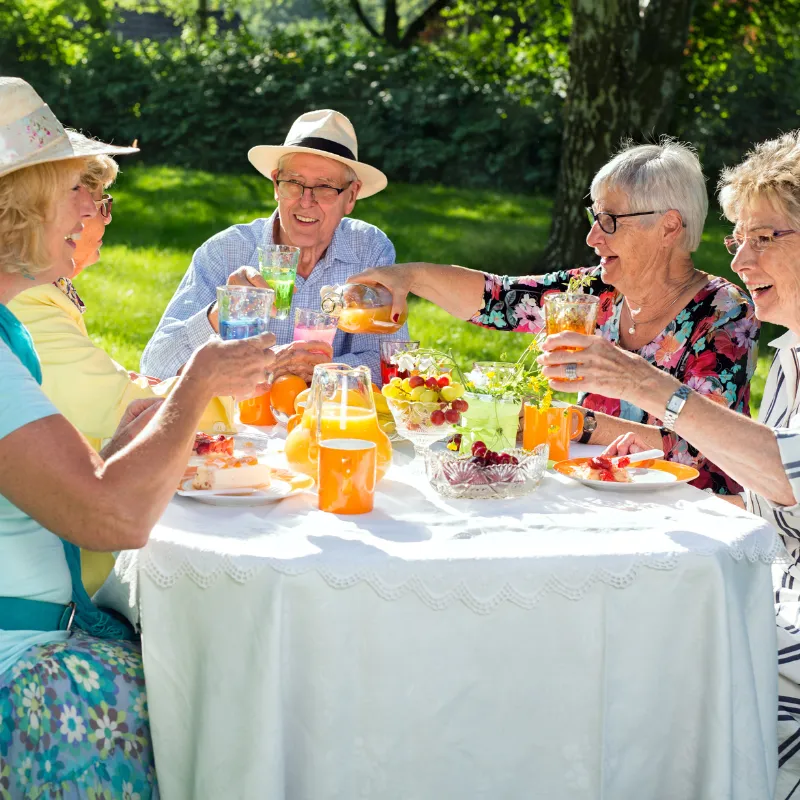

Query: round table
<box><xmin>109</xmin><ymin>438</ymin><xmax>782</xmax><ymax>799</ymax></box>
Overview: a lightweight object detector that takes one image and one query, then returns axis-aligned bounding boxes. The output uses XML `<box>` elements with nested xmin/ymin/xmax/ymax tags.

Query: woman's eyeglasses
<box><xmin>724</xmin><ymin>229</ymin><xmax>795</xmax><ymax>255</ymax></box>
<box><xmin>95</xmin><ymin>194</ymin><xmax>113</xmax><ymax>218</ymax></box>
<box><xmin>586</xmin><ymin>207</ymin><xmax>662</xmax><ymax>235</ymax></box>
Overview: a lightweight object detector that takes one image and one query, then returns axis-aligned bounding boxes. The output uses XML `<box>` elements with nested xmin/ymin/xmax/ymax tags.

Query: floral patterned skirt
<box><xmin>0</xmin><ymin>632</ymin><xmax>158</xmax><ymax>799</ymax></box>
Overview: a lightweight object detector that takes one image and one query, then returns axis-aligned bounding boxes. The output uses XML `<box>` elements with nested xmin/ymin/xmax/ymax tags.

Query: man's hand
<box><xmin>271</xmin><ymin>341</ymin><xmax>334</xmax><ymax>383</ymax></box>
<box><xmin>208</xmin><ymin>268</ymin><xmax>272</xmax><ymax>331</ymax></box>
<box><xmin>101</xmin><ymin>398</ymin><xmax>164</xmax><ymax>459</ymax></box>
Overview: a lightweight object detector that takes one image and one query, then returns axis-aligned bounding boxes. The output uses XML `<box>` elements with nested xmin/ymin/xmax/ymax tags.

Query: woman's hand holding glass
<box><xmin>189</xmin><ymin>331</ymin><xmax>277</xmax><ymax>399</ymax></box>
<box><xmin>538</xmin><ymin>331</ymin><xmax>653</xmax><ymax>399</ymax></box>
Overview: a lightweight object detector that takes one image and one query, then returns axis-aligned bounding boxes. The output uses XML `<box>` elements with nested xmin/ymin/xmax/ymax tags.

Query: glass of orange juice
<box><xmin>522</xmin><ymin>401</ymin><xmax>584</xmax><ymax>463</ymax></box>
<box><xmin>543</xmin><ymin>293</ymin><xmax>599</xmax><ymax>361</ymax></box>
<box><xmin>320</xmin><ymin>284</ymin><xmax>408</xmax><ymax>334</ymax></box>
<box><xmin>318</xmin><ymin>439</ymin><xmax>377</xmax><ymax>514</ymax></box>
<box><xmin>285</xmin><ymin>363</ymin><xmax>393</xmax><ymax>481</ymax></box>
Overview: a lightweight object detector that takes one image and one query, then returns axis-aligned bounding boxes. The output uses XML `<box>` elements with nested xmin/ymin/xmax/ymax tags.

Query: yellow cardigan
<box><xmin>9</xmin><ymin>283</ymin><xmax>235</xmax><ymax>594</ymax></box>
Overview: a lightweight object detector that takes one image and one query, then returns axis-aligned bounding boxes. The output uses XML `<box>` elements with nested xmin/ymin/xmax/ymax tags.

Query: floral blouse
<box><xmin>472</xmin><ymin>267</ymin><xmax>760</xmax><ymax>494</ymax></box>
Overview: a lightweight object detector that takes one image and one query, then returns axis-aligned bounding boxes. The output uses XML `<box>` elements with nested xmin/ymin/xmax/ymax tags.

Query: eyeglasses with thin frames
<box><xmin>724</xmin><ymin>229</ymin><xmax>796</xmax><ymax>255</ymax></box>
<box><xmin>276</xmin><ymin>179</ymin><xmax>352</xmax><ymax>205</ymax></box>
<box><xmin>94</xmin><ymin>194</ymin><xmax>113</xmax><ymax>218</ymax></box>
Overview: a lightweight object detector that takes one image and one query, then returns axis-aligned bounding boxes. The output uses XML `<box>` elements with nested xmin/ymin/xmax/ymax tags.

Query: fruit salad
<box><xmin>381</xmin><ymin>374</ymin><xmax>469</xmax><ymax>426</ymax></box>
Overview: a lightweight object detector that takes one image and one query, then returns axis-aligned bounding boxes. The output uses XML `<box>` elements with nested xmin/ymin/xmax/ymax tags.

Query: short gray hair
<box><xmin>276</xmin><ymin>153</ymin><xmax>357</xmax><ymax>185</ymax></box>
<box><xmin>590</xmin><ymin>137</ymin><xmax>708</xmax><ymax>252</ymax></box>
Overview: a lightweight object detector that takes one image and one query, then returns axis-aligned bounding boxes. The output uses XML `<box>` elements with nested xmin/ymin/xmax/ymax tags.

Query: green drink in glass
<box><xmin>258</xmin><ymin>244</ymin><xmax>300</xmax><ymax>320</ymax></box>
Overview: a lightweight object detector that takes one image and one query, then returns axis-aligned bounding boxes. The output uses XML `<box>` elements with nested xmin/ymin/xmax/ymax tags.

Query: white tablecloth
<box><xmin>112</xmin><ymin>440</ymin><xmax>783</xmax><ymax>799</ymax></box>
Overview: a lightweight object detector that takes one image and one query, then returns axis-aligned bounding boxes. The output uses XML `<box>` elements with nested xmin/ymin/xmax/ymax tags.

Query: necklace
<box><xmin>624</xmin><ymin>274</ymin><xmax>706</xmax><ymax>336</ymax></box>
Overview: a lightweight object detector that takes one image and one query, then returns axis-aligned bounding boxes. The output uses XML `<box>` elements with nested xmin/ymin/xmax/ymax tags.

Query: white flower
<box><xmin>132</xmin><ymin>692</ymin><xmax>148</xmax><ymax>719</ymax></box>
<box><xmin>10</xmin><ymin>659</ymin><xmax>34</xmax><ymax>680</ymax></box>
<box><xmin>465</xmin><ymin>369</ymin><xmax>489</xmax><ymax>389</ymax></box>
<box><xmin>64</xmin><ymin>655</ymin><xmax>100</xmax><ymax>692</ymax></box>
<box><xmin>21</xmin><ymin>682</ymin><xmax>44</xmax><ymax>730</ymax></box>
<box><xmin>16</xmin><ymin>757</ymin><xmax>32</xmax><ymax>786</ymax></box>
<box><xmin>123</xmin><ymin>781</ymin><xmax>141</xmax><ymax>800</ymax></box>
<box><xmin>60</xmin><ymin>705</ymin><xmax>87</xmax><ymax>743</ymax></box>
<box><xmin>91</xmin><ymin>711</ymin><xmax>120</xmax><ymax>750</ymax></box>
<box><xmin>393</xmin><ymin>352</ymin><xmax>417</xmax><ymax>373</ymax></box>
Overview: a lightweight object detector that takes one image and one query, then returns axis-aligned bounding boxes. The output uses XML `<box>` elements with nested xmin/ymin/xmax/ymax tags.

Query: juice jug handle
<box><xmin>568</xmin><ymin>406</ymin><xmax>584</xmax><ymax>441</ymax></box>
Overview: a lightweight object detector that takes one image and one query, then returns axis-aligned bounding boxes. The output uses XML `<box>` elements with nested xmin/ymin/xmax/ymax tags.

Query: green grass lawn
<box><xmin>79</xmin><ymin>165</ymin><xmax>776</xmax><ymax>412</ymax></box>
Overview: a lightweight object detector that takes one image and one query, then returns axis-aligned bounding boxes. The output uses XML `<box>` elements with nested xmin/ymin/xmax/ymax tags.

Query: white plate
<box><xmin>553</xmin><ymin>458</ymin><xmax>699</xmax><ymax>492</ymax></box>
<box><xmin>177</xmin><ymin>474</ymin><xmax>315</xmax><ymax>506</ymax></box>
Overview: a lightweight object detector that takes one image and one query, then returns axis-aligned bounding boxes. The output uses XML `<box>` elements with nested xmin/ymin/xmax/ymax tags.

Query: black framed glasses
<box><xmin>95</xmin><ymin>193</ymin><xmax>113</xmax><ymax>218</ymax></box>
<box><xmin>276</xmin><ymin>179</ymin><xmax>352</xmax><ymax>205</ymax></box>
<box><xmin>585</xmin><ymin>206</ymin><xmax>664</xmax><ymax>235</ymax></box>
<box><xmin>723</xmin><ymin>229</ymin><xmax>796</xmax><ymax>255</ymax></box>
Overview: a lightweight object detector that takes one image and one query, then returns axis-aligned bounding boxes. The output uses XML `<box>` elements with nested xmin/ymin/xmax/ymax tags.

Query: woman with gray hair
<box><xmin>353</xmin><ymin>137</ymin><xmax>759</xmax><ymax>493</ymax></box>
<box><xmin>537</xmin><ymin>130</ymin><xmax>800</xmax><ymax>798</ymax></box>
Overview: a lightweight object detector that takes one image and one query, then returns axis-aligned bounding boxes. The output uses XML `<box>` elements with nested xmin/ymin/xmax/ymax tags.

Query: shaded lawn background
<box><xmin>80</xmin><ymin>165</ymin><xmax>775</xmax><ymax>411</ymax></box>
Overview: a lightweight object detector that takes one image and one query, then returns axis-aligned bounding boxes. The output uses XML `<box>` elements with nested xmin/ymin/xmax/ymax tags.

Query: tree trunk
<box><xmin>383</xmin><ymin>0</ymin><xmax>401</xmax><ymax>46</ymax></box>
<box><xmin>542</xmin><ymin>0</ymin><xmax>696</xmax><ymax>270</ymax></box>
<box><xmin>197</xmin><ymin>0</ymin><xmax>209</xmax><ymax>36</ymax></box>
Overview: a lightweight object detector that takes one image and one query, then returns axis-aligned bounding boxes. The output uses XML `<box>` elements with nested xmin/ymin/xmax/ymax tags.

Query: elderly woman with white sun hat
<box><xmin>0</xmin><ymin>77</ymin><xmax>277</xmax><ymax>797</ymax></box>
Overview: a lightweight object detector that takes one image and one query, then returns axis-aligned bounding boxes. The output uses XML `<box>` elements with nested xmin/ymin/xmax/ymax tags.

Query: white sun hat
<box><xmin>247</xmin><ymin>109</ymin><xmax>387</xmax><ymax>199</ymax></box>
<box><xmin>0</xmin><ymin>77</ymin><xmax>139</xmax><ymax>179</ymax></box>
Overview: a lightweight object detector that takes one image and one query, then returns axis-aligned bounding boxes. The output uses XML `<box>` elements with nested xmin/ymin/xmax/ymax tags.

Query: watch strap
<box><xmin>662</xmin><ymin>385</ymin><xmax>692</xmax><ymax>432</ymax></box>
<box><xmin>578</xmin><ymin>409</ymin><xmax>596</xmax><ymax>444</ymax></box>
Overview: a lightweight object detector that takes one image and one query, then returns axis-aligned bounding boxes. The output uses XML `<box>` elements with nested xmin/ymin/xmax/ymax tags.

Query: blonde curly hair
<box><xmin>81</xmin><ymin>154</ymin><xmax>119</xmax><ymax>196</ymax></box>
<box><xmin>718</xmin><ymin>131</ymin><xmax>800</xmax><ymax>227</ymax></box>
<box><xmin>0</xmin><ymin>157</ymin><xmax>88</xmax><ymax>276</ymax></box>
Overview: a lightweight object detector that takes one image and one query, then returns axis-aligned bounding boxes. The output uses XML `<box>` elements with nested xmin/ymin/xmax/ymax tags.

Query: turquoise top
<box><xmin>0</xmin><ymin>336</ymin><xmax>67</xmax><ymax>674</ymax></box>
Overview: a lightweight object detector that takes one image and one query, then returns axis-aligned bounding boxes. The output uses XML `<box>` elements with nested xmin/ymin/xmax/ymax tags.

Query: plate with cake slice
<box><xmin>179</xmin><ymin>454</ymin><xmax>314</xmax><ymax>505</ymax></box>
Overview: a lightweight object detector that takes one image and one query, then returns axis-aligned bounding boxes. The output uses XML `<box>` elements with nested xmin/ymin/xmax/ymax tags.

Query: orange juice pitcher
<box><xmin>522</xmin><ymin>401</ymin><xmax>583</xmax><ymax>463</ymax></box>
<box><xmin>320</xmin><ymin>284</ymin><xmax>408</xmax><ymax>334</ymax></box>
<box><xmin>284</xmin><ymin>363</ymin><xmax>393</xmax><ymax>481</ymax></box>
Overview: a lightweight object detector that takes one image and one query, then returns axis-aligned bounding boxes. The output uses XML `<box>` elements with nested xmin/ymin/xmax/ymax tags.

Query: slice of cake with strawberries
<box><xmin>191</xmin><ymin>455</ymin><xmax>271</xmax><ymax>491</ymax></box>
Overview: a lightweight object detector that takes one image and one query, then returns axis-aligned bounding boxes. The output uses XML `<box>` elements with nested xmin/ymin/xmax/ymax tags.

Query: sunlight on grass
<box><xmin>76</xmin><ymin>165</ymin><xmax>776</xmax><ymax>413</ymax></box>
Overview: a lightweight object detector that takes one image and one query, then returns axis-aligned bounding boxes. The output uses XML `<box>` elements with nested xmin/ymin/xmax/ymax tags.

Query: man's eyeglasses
<box><xmin>95</xmin><ymin>194</ymin><xmax>113</xmax><ymax>218</ymax></box>
<box><xmin>275</xmin><ymin>179</ymin><xmax>352</xmax><ymax>205</ymax></box>
<box><xmin>724</xmin><ymin>229</ymin><xmax>796</xmax><ymax>255</ymax></box>
<box><xmin>585</xmin><ymin>207</ymin><xmax>666</xmax><ymax>235</ymax></box>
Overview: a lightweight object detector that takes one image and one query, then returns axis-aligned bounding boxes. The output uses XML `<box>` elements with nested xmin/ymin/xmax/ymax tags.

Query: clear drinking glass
<box><xmin>543</xmin><ymin>293</ymin><xmax>600</xmax><ymax>355</ymax></box>
<box><xmin>216</xmin><ymin>285</ymin><xmax>275</xmax><ymax>426</ymax></box>
<box><xmin>258</xmin><ymin>244</ymin><xmax>300</xmax><ymax>320</ymax></box>
<box><xmin>293</xmin><ymin>308</ymin><xmax>339</xmax><ymax>349</ymax></box>
<box><xmin>379</xmin><ymin>340</ymin><xmax>420</xmax><ymax>385</ymax></box>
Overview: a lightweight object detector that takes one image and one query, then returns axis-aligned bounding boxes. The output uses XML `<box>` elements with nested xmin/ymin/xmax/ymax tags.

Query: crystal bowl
<box><xmin>385</xmin><ymin>397</ymin><xmax>458</xmax><ymax>450</ymax></box>
<box><xmin>424</xmin><ymin>442</ymin><xmax>549</xmax><ymax>500</ymax></box>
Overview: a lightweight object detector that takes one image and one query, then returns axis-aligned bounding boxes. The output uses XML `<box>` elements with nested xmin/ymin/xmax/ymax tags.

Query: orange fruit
<box><xmin>270</xmin><ymin>374</ymin><xmax>308</xmax><ymax>417</ymax></box>
<box><xmin>286</xmin><ymin>413</ymin><xmax>303</xmax><ymax>433</ymax></box>
<box><xmin>294</xmin><ymin>388</ymin><xmax>311</xmax><ymax>414</ymax></box>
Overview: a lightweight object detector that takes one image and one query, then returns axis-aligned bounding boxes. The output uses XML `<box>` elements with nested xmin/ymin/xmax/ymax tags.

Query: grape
<box><xmin>430</xmin><ymin>410</ymin><xmax>446</xmax><ymax>425</ymax></box>
<box><xmin>408</xmin><ymin>375</ymin><xmax>425</xmax><ymax>389</ymax></box>
<box><xmin>444</xmin><ymin>408</ymin><xmax>460</xmax><ymax>424</ymax></box>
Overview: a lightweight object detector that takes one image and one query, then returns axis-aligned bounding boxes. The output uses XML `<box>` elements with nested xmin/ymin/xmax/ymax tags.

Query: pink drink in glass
<box><xmin>292</xmin><ymin>308</ymin><xmax>339</xmax><ymax>349</ymax></box>
<box><xmin>293</xmin><ymin>324</ymin><xmax>337</xmax><ymax>348</ymax></box>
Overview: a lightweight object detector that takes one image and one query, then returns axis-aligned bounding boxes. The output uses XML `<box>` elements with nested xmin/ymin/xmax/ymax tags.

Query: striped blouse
<box><xmin>745</xmin><ymin>330</ymin><xmax>800</xmax><ymax>581</ymax></box>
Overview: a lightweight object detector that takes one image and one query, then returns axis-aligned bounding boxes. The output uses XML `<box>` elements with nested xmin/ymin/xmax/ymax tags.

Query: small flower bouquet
<box><xmin>456</xmin><ymin>338</ymin><xmax>552</xmax><ymax>453</ymax></box>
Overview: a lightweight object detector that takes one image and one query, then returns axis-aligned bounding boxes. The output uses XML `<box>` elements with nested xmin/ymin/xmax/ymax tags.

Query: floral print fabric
<box><xmin>472</xmin><ymin>267</ymin><xmax>760</xmax><ymax>494</ymax></box>
<box><xmin>0</xmin><ymin>632</ymin><xmax>158</xmax><ymax>799</ymax></box>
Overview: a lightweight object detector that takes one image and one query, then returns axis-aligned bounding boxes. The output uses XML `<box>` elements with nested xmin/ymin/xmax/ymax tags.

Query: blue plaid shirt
<box><xmin>141</xmin><ymin>210</ymin><xmax>408</xmax><ymax>384</ymax></box>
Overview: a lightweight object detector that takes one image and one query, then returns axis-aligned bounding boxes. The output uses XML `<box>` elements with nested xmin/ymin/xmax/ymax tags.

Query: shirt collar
<box><xmin>769</xmin><ymin>329</ymin><xmax>800</xmax><ymax>350</ymax></box>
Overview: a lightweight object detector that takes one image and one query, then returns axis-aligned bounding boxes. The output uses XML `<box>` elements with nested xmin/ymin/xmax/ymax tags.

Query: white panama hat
<box><xmin>0</xmin><ymin>77</ymin><xmax>139</xmax><ymax>179</ymax></box>
<box><xmin>248</xmin><ymin>109</ymin><xmax>387</xmax><ymax>199</ymax></box>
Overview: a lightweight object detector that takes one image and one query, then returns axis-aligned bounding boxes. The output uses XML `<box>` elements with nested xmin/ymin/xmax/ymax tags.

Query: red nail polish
<box><xmin>392</xmin><ymin>313</ymin><xmax>399</xmax><ymax>323</ymax></box>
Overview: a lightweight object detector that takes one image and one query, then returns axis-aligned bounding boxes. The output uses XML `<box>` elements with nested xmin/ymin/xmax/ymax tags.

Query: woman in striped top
<box><xmin>538</xmin><ymin>130</ymin><xmax>800</xmax><ymax>800</ymax></box>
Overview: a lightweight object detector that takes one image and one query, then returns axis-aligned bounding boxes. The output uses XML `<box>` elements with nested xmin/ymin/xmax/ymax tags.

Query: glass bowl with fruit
<box><xmin>424</xmin><ymin>439</ymin><xmax>549</xmax><ymax>500</ymax></box>
<box><xmin>380</xmin><ymin>350</ymin><xmax>469</xmax><ymax>459</ymax></box>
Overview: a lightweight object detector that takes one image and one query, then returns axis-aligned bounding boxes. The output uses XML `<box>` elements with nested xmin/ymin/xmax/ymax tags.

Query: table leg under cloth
<box><xmin>138</xmin><ymin>557</ymin><xmax>776</xmax><ymax>800</ymax></box>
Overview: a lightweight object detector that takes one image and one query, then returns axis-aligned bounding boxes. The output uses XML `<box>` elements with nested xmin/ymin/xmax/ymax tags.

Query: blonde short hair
<box><xmin>0</xmin><ymin>157</ymin><xmax>87</xmax><ymax>276</ymax></box>
<box><xmin>718</xmin><ymin>131</ymin><xmax>800</xmax><ymax>227</ymax></box>
<box><xmin>591</xmin><ymin>137</ymin><xmax>708</xmax><ymax>252</ymax></box>
<box><xmin>81</xmin><ymin>154</ymin><xmax>118</xmax><ymax>196</ymax></box>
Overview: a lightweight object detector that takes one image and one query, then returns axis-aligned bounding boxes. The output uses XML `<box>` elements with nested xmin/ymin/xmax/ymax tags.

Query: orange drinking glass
<box><xmin>543</xmin><ymin>293</ymin><xmax>600</xmax><ymax>358</ymax></box>
<box><xmin>318</xmin><ymin>439</ymin><xmax>377</xmax><ymax>514</ymax></box>
<box><xmin>522</xmin><ymin>401</ymin><xmax>584</xmax><ymax>462</ymax></box>
<box><xmin>238</xmin><ymin>392</ymin><xmax>276</xmax><ymax>426</ymax></box>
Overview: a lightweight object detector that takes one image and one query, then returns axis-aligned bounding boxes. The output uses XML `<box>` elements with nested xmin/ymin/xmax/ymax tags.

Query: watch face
<box><xmin>584</xmin><ymin>415</ymin><xmax>597</xmax><ymax>432</ymax></box>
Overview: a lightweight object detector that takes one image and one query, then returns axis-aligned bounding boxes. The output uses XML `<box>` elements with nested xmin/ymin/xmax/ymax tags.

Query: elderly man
<box><xmin>141</xmin><ymin>109</ymin><xmax>409</xmax><ymax>383</ymax></box>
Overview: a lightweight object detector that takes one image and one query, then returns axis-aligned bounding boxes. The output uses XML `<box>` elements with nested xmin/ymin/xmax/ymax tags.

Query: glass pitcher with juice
<box><xmin>284</xmin><ymin>363</ymin><xmax>393</xmax><ymax>481</ymax></box>
<box><xmin>320</xmin><ymin>284</ymin><xmax>407</xmax><ymax>334</ymax></box>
